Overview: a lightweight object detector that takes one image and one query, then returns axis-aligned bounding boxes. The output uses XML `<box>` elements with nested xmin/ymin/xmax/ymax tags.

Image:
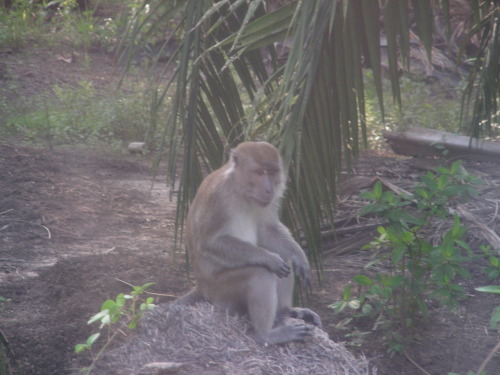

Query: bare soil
<box><xmin>1</xmin><ymin>45</ymin><xmax>500</xmax><ymax>375</ymax></box>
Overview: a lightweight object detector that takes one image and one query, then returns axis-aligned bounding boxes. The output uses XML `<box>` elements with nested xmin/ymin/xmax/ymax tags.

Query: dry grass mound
<box><xmin>89</xmin><ymin>302</ymin><xmax>374</xmax><ymax>375</ymax></box>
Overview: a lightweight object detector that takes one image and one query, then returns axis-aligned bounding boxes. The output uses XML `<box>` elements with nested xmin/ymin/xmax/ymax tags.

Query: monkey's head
<box><xmin>229</xmin><ymin>142</ymin><xmax>285</xmax><ymax>207</ymax></box>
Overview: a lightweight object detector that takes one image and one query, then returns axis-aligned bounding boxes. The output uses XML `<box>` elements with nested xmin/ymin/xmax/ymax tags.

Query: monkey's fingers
<box><xmin>295</xmin><ymin>266</ymin><xmax>312</xmax><ymax>291</ymax></box>
<box><xmin>304</xmin><ymin>310</ymin><xmax>323</xmax><ymax>328</ymax></box>
<box><xmin>287</xmin><ymin>322</ymin><xmax>314</xmax><ymax>342</ymax></box>
<box><xmin>290</xmin><ymin>308</ymin><xmax>323</xmax><ymax>329</ymax></box>
<box><xmin>275</xmin><ymin>262</ymin><xmax>291</xmax><ymax>278</ymax></box>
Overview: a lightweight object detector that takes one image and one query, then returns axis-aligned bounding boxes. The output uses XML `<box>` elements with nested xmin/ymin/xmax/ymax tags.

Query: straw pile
<box><xmin>90</xmin><ymin>302</ymin><xmax>374</xmax><ymax>375</ymax></box>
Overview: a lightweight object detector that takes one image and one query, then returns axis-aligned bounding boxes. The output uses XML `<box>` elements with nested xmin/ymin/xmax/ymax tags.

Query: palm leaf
<box><xmin>121</xmin><ymin>0</ymin><xmax>497</xmax><ymax>277</ymax></box>
<box><xmin>461</xmin><ymin>2</ymin><xmax>499</xmax><ymax>137</ymax></box>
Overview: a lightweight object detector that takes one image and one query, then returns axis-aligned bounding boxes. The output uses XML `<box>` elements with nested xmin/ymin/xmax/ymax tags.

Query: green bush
<box><xmin>364</xmin><ymin>72</ymin><xmax>463</xmax><ymax>148</ymax></box>
<box><xmin>2</xmin><ymin>80</ymin><xmax>153</xmax><ymax>148</ymax></box>
<box><xmin>331</xmin><ymin>161</ymin><xmax>483</xmax><ymax>354</ymax></box>
<box><xmin>75</xmin><ymin>282</ymin><xmax>156</xmax><ymax>375</ymax></box>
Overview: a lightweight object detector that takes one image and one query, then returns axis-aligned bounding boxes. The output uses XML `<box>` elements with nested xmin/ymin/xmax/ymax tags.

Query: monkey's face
<box><xmin>230</xmin><ymin>142</ymin><xmax>285</xmax><ymax>208</ymax></box>
<box><xmin>244</xmin><ymin>166</ymin><xmax>281</xmax><ymax>207</ymax></box>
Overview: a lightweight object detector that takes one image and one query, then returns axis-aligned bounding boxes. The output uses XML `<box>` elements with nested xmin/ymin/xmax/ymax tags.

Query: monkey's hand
<box><xmin>268</xmin><ymin>253</ymin><xmax>291</xmax><ymax>278</ymax></box>
<box><xmin>291</xmin><ymin>256</ymin><xmax>312</xmax><ymax>290</ymax></box>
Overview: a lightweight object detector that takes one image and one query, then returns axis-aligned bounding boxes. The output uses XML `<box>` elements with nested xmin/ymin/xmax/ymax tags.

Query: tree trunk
<box><xmin>383</xmin><ymin>127</ymin><xmax>500</xmax><ymax>164</ymax></box>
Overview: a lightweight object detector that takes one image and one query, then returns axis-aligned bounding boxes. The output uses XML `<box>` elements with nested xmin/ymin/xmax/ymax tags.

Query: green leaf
<box><xmin>382</xmin><ymin>275</ymin><xmax>404</xmax><ymax>288</ymax></box>
<box><xmin>348</xmin><ymin>299</ymin><xmax>361</xmax><ymax>309</ymax></box>
<box><xmin>101</xmin><ymin>299</ymin><xmax>116</xmax><ymax>311</ymax></box>
<box><xmin>329</xmin><ymin>301</ymin><xmax>347</xmax><ymax>314</ymax></box>
<box><xmin>361</xmin><ymin>303</ymin><xmax>373</xmax><ymax>314</ymax></box>
<box><xmin>74</xmin><ymin>344</ymin><xmax>87</xmax><ymax>353</ymax></box>
<box><xmin>132</xmin><ymin>282</ymin><xmax>156</xmax><ymax>295</ymax></box>
<box><xmin>359</xmin><ymin>203</ymin><xmax>386</xmax><ymax>216</ymax></box>
<box><xmin>476</xmin><ymin>285</ymin><xmax>500</xmax><ymax>294</ymax></box>
<box><xmin>490</xmin><ymin>256</ymin><xmax>500</xmax><ymax>267</ymax></box>
<box><xmin>373</xmin><ymin>180</ymin><xmax>383</xmax><ymax>199</ymax></box>
<box><xmin>391</xmin><ymin>246</ymin><xmax>405</xmax><ymax>264</ymax></box>
<box><xmin>342</xmin><ymin>284</ymin><xmax>351</xmax><ymax>300</ymax></box>
<box><xmin>87</xmin><ymin>309</ymin><xmax>110</xmax><ymax>325</ymax></box>
<box><xmin>86</xmin><ymin>332</ymin><xmax>100</xmax><ymax>347</ymax></box>
<box><xmin>360</xmin><ymin>191</ymin><xmax>375</xmax><ymax>200</ymax></box>
<box><xmin>353</xmin><ymin>275</ymin><xmax>373</xmax><ymax>286</ymax></box>
<box><xmin>116</xmin><ymin>293</ymin><xmax>126</xmax><ymax>306</ymax></box>
<box><xmin>140</xmin><ymin>301</ymin><xmax>157</xmax><ymax>311</ymax></box>
<box><xmin>488</xmin><ymin>306</ymin><xmax>500</xmax><ymax>329</ymax></box>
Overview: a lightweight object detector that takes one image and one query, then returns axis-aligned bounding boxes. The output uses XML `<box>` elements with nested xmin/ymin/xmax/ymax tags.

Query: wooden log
<box><xmin>383</xmin><ymin>127</ymin><xmax>500</xmax><ymax>163</ymax></box>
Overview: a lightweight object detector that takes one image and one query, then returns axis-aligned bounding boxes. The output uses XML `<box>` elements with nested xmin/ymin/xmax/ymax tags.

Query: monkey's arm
<box><xmin>204</xmin><ymin>235</ymin><xmax>290</xmax><ymax>278</ymax></box>
<box><xmin>259</xmin><ymin>223</ymin><xmax>312</xmax><ymax>287</ymax></box>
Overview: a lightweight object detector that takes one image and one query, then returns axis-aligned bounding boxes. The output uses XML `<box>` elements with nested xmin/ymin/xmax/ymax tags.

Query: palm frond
<box><xmin>461</xmin><ymin>2</ymin><xmax>499</xmax><ymax>137</ymax></box>
<box><xmin>121</xmin><ymin>0</ymin><xmax>498</xmax><ymax>276</ymax></box>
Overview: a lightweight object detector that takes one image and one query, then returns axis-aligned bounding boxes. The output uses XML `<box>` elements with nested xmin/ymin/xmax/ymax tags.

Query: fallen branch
<box><xmin>456</xmin><ymin>204</ymin><xmax>500</xmax><ymax>252</ymax></box>
<box><xmin>324</xmin><ymin>232</ymin><xmax>376</xmax><ymax>256</ymax></box>
<box><xmin>383</xmin><ymin>127</ymin><xmax>500</xmax><ymax>163</ymax></box>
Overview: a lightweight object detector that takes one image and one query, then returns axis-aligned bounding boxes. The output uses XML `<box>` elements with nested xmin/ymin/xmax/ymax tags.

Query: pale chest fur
<box><xmin>226</xmin><ymin>211</ymin><xmax>259</xmax><ymax>245</ymax></box>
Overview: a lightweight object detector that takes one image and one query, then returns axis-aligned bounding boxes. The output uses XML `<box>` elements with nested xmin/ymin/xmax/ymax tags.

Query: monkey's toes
<box><xmin>289</xmin><ymin>322</ymin><xmax>314</xmax><ymax>341</ymax></box>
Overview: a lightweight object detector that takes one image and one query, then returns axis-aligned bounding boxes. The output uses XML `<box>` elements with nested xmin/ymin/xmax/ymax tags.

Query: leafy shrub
<box><xmin>2</xmin><ymin>80</ymin><xmax>153</xmax><ymax>148</ymax></box>
<box><xmin>75</xmin><ymin>282</ymin><xmax>156</xmax><ymax>375</ymax></box>
<box><xmin>331</xmin><ymin>161</ymin><xmax>483</xmax><ymax>354</ymax></box>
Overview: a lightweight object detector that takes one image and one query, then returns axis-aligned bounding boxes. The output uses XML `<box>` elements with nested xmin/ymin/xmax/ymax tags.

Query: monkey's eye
<box><xmin>255</xmin><ymin>169</ymin><xmax>266</xmax><ymax>176</ymax></box>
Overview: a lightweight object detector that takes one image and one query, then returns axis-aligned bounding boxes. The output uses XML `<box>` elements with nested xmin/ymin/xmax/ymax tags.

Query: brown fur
<box><xmin>177</xmin><ymin>142</ymin><xmax>322</xmax><ymax>345</ymax></box>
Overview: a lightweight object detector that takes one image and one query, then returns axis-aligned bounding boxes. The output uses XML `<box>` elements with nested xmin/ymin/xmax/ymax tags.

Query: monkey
<box><xmin>176</xmin><ymin>141</ymin><xmax>322</xmax><ymax>345</ymax></box>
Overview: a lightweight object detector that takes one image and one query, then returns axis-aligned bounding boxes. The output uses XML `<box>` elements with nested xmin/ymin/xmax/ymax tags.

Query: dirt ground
<box><xmin>1</xmin><ymin>46</ymin><xmax>500</xmax><ymax>375</ymax></box>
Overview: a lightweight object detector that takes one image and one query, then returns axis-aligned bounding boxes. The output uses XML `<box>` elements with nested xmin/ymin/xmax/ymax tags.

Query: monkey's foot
<box><xmin>255</xmin><ymin>322</ymin><xmax>314</xmax><ymax>345</ymax></box>
<box><xmin>289</xmin><ymin>307</ymin><xmax>323</xmax><ymax>329</ymax></box>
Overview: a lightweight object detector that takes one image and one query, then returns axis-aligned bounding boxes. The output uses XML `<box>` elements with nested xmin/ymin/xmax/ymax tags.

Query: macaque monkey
<box><xmin>177</xmin><ymin>141</ymin><xmax>322</xmax><ymax>345</ymax></box>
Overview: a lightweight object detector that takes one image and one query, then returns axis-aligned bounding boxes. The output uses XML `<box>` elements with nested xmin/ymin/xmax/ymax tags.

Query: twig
<box><xmin>113</xmin><ymin>278</ymin><xmax>177</xmax><ymax>299</ymax></box>
<box><xmin>404</xmin><ymin>351</ymin><xmax>431</xmax><ymax>375</ymax></box>
<box><xmin>0</xmin><ymin>327</ymin><xmax>20</xmax><ymax>373</ymax></box>
<box><xmin>3</xmin><ymin>219</ymin><xmax>52</xmax><ymax>239</ymax></box>
<box><xmin>0</xmin><ymin>258</ymin><xmax>27</xmax><ymax>262</ymax></box>
<box><xmin>457</xmin><ymin>204</ymin><xmax>500</xmax><ymax>252</ymax></box>
<box><xmin>376</xmin><ymin>177</ymin><xmax>415</xmax><ymax>200</ymax></box>
<box><xmin>0</xmin><ymin>209</ymin><xmax>14</xmax><ymax>215</ymax></box>
<box><xmin>476</xmin><ymin>340</ymin><xmax>500</xmax><ymax>375</ymax></box>
<box><xmin>486</xmin><ymin>199</ymin><xmax>498</xmax><ymax>226</ymax></box>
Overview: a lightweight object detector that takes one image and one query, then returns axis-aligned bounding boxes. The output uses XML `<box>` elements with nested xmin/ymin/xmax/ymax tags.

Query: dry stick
<box><xmin>0</xmin><ymin>328</ymin><xmax>19</xmax><ymax>372</ymax></box>
<box><xmin>114</xmin><ymin>278</ymin><xmax>177</xmax><ymax>299</ymax></box>
<box><xmin>377</xmin><ymin>177</ymin><xmax>414</xmax><ymax>198</ymax></box>
<box><xmin>486</xmin><ymin>199</ymin><xmax>499</xmax><ymax>226</ymax></box>
<box><xmin>456</xmin><ymin>204</ymin><xmax>500</xmax><ymax>252</ymax></box>
<box><xmin>6</xmin><ymin>219</ymin><xmax>52</xmax><ymax>239</ymax></box>
<box><xmin>404</xmin><ymin>351</ymin><xmax>431</xmax><ymax>375</ymax></box>
<box><xmin>476</xmin><ymin>340</ymin><xmax>500</xmax><ymax>375</ymax></box>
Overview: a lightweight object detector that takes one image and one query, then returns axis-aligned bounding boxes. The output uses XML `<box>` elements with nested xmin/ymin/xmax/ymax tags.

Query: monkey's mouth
<box><xmin>252</xmin><ymin>197</ymin><xmax>272</xmax><ymax>207</ymax></box>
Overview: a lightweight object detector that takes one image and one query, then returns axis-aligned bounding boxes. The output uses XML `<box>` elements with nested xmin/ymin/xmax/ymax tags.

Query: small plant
<box><xmin>331</xmin><ymin>161</ymin><xmax>483</xmax><ymax>354</ymax></box>
<box><xmin>480</xmin><ymin>245</ymin><xmax>500</xmax><ymax>280</ymax></box>
<box><xmin>75</xmin><ymin>282</ymin><xmax>156</xmax><ymax>375</ymax></box>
